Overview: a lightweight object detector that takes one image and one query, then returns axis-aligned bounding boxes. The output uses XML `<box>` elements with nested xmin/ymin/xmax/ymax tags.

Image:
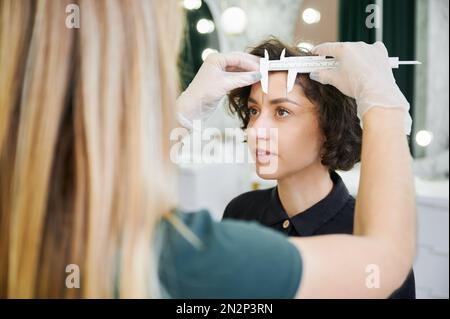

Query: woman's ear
<box><xmin>318</xmin><ymin>134</ymin><xmax>328</xmax><ymax>164</ymax></box>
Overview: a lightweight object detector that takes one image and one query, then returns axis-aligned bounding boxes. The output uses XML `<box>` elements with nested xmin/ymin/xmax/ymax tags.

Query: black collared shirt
<box><xmin>223</xmin><ymin>171</ymin><xmax>415</xmax><ymax>299</ymax></box>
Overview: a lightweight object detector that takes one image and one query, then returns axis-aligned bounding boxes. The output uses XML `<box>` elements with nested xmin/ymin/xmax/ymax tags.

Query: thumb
<box><xmin>312</xmin><ymin>42</ymin><xmax>344</xmax><ymax>58</ymax></box>
<box><xmin>309</xmin><ymin>69</ymin><xmax>338</xmax><ymax>86</ymax></box>
<box><xmin>223</xmin><ymin>71</ymin><xmax>262</xmax><ymax>91</ymax></box>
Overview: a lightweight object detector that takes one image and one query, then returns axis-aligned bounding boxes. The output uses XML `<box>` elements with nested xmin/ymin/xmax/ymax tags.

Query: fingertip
<box><xmin>226</xmin><ymin>71</ymin><xmax>262</xmax><ymax>90</ymax></box>
<box><xmin>238</xmin><ymin>52</ymin><xmax>261</xmax><ymax>62</ymax></box>
<box><xmin>251</xmin><ymin>71</ymin><xmax>262</xmax><ymax>82</ymax></box>
<box><xmin>242</xmin><ymin>72</ymin><xmax>262</xmax><ymax>85</ymax></box>
<box><xmin>373</xmin><ymin>41</ymin><xmax>389</xmax><ymax>56</ymax></box>
<box><xmin>311</xmin><ymin>42</ymin><xmax>331</xmax><ymax>55</ymax></box>
<box><xmin>224</xmin><ymin>52</ymin><xmax>260</xmax><ymax>71</ymax></box>
<box><xmin>312</xmin><ymin>42</ymin><xmax>343</xmax><ymax>58</ymax></box>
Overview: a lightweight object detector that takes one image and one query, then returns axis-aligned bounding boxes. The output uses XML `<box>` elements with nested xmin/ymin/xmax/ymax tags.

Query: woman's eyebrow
<box><xmin>247</xmin><ymin>97</ymin><xmax>259</xmax><ymax>104</ymax></box>
<box><xmin>247</xmin><ymin>97</ymin><xmax>301</xmax><ymax>106</ymax></box>
<box><xmin>269</xmin><ymin>98</ymin><xmax>300</xmax><ymax>106</ymax></box>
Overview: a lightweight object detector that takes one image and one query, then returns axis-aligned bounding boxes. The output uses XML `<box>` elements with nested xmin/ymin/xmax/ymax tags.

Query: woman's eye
<box><xmin>276</xmin><ymin>108</ymin><xmax>290</xmax><ymax>118</ymax></box>
<box><xmin>248</xmin><ymin>107</ymin><xmax>259</xmax><ymax>117</ymax></box>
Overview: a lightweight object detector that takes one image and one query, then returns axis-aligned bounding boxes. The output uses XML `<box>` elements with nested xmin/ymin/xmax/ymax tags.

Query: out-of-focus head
<box><xmin>0</xmin><ymin>0</ymin><xmax>183</xmax><ymax>298</ymax></box>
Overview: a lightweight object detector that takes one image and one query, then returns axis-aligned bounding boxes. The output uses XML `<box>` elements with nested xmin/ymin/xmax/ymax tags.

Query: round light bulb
<box><xmin>183</xmin><ymin>0</ymin><xmax>202</xmax><ymax>10</ymax></box>
<box><xmin>416</xmin><ymin>130</ymin><xmax>433</xmax><ymax>147</ymax></box>
<box><xmin>196</xmin><ymin>19</ymin><xmax>215</xmax><ymax>34</ymax></box>
<box><xmin>302</xmin><ymin>8</ymin><xmax>321</xmax><ymax>24</ymax></box>
<box><xmin>221</xmin><ymin>7</ymin><xmax>247</xmax><ymax>35</ymax></box>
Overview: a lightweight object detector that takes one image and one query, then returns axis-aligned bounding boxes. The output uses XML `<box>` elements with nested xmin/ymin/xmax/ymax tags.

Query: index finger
<box><xmin>312</xmin><ymin>42</ymin><xmax>345</xmax><ymax>58</ymax></box>
<box><xmin>217</xmin><ymin>52</ymin><xmax>260</xmax><ymax>72</ymax></box>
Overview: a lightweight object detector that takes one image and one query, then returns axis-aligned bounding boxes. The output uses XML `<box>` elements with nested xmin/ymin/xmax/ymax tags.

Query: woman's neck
<box><xmin>277</xmin><ymin>162</ymin><xmax>333</xmax><ymax>218</ymax></box>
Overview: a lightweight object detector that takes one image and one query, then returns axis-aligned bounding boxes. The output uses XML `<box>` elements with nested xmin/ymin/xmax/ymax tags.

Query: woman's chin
<box><xmin>255</xmin><ymin>163</ymin><xmax>280</xmax><ymax>180</ymax></box>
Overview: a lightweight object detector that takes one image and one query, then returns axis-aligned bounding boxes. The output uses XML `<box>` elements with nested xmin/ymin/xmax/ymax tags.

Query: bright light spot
<box><xmin>221</xmin><ymin>7</ymin><xmax>247</xmax><ymax>35</ymax></box>
<box><xmin>302</xmin><ymin>8</ymin><xmax>321</xmax><ymax>24</ymax></box>
<box><xmin>297</xmin><ymin>42</ymin><xmax>314</xmax><ymax>51</ymax></box>
<box><xmin>202</xmin><ymin>48</ymin><xmax>218</xmax><ymax>61</ymax></box>
<box><xmin>196</xmin><ymin>19</ymin><xmax>215</xmax><ymax>34</ymax></box>
<box><xmin>416</xmin><ymin>130</ymin><xmax>433</xmax><ymax>147</ymax></box>
<box><xmin>183</xmin><ymin>0</ymin><xmax>202</xmax><ymax>10</ymax></box>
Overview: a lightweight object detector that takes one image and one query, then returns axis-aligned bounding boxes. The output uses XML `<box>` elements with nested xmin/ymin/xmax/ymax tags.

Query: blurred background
<box><xmin>176</xmin><ymin>0</ymin><xmax>449</xmax><ymax>299</ymax></box>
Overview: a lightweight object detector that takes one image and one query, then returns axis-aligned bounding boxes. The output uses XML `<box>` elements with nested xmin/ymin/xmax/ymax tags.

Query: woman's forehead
<box><xmin>249</xmin><ymin>72</ymin><xmax>308</xmax><ymax>103</ymax></box>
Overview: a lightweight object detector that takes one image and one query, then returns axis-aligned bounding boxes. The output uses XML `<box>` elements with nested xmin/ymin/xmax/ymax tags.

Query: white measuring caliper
<box><xmin>260</xmin><ymin>49</ymin><xmax>421</xmax><ymax>94</ymax></box>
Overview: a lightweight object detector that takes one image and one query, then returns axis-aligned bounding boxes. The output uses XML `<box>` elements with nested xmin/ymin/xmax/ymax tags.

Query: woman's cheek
<box><xmin>276</xmin><ymin>126</ymin><xmax>298</xmax><ymax>158</ymax></box>
<box><xmin>281</xmin><ymin>120</ymin><xmax>317</xmax><ymax>160</ymax></box>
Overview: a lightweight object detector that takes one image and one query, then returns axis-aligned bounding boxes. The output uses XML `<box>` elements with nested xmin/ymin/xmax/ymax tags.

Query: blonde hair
<box><xmin>0</xmin><ymin>0</ymin><xmax>183</xmax><ymax>298</ymax></box>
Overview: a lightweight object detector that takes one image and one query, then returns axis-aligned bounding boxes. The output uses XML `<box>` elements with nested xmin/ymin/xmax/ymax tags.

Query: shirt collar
<box><xmin>265</xmin><ymin>171</ymin><xmax>351</xmax><ymax>236</ymax></box>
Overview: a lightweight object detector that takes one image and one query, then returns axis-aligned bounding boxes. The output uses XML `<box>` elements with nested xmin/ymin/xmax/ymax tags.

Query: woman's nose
<box><xmin>252</xmin><ymin>110</ymin><xmax>271</xmax><ymax>129</ymax></box>
<box><xmin>248</xmin><ymin>112</ymin><xmax>275</xmax><ymax>141</ymax></box>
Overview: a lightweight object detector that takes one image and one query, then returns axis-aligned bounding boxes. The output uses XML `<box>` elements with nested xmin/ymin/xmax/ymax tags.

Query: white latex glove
<box><xmin>176</xmin><ymin>52</ymin><xmax>261</xmax><ymax>129</ymax></box>
<box><xmin>309</xmin><ymin>42</ymin><xmax>412</xmax><ymax>135</ymax></box>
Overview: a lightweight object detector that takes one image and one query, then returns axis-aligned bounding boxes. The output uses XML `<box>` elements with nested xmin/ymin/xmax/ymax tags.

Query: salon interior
<box><xmin>176</xmin><ymin>0</ymin><xmax>449</xmax><ymax>299</ymax></box>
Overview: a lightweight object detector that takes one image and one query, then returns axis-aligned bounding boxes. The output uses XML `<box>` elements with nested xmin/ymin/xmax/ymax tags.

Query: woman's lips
<box><xmin>255</xmin><ymin>149</ymin><xmax>277</xmax><ymax>162</ymax></box>
<box><xmin>256</xmin><ymin>149</ymin><xmax>274</xmax><ymax>156</ymax></box>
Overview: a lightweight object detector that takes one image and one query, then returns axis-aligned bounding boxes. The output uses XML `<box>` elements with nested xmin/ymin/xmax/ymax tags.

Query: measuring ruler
<box><xmin>260</xmin><ymin>49</ymin><xmax>421</xmax><ymax>93</ymax></box>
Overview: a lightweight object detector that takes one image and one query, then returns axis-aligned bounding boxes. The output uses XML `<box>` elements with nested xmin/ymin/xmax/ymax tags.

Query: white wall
<box><xmin>414</xmin><ymin>0</ymin><xmax>449</xmax><ymax>179</ymax></box>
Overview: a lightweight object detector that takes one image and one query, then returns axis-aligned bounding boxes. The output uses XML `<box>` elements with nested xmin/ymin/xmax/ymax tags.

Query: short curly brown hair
<box><xmin>227</xmin><ymin>38</ymin><xmax>362</xmax><ymax>171</ymax></box>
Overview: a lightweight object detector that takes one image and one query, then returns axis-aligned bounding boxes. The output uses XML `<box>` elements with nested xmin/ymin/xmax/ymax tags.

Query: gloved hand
<box><xmin>176</xmin><ymin>52</ymin><xmax>261</xmax><ymax>129</ymax></box>
<box><xmin>309</xmin><ymin>42</ymin><xmax>412</xmax><ymax>135</ymax></box>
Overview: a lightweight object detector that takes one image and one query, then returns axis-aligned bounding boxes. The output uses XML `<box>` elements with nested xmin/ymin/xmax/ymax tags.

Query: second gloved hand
<box><xmin>309</xmin><ymin>42</ymin><xmax>412</xmax><ymax>135</ymax></box>
<box><xmin>176</xmin><ymin>52</ymin><xmax>261</xmax><ymax>129</ymax></box>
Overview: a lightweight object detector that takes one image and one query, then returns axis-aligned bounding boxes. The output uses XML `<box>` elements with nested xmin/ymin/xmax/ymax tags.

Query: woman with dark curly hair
<box><xmin>223</xmin><ymin>38</ymin><xmax>415</xmax><ymax>298</ymax></box>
